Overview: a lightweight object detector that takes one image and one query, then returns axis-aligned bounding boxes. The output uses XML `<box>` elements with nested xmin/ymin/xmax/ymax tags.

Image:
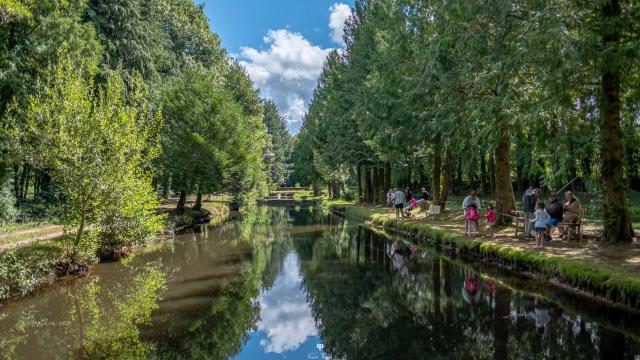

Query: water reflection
<box><xmin>0</xmin><ymin>206</ymin><xmax>639</xmax><ymax>359</ymax></box>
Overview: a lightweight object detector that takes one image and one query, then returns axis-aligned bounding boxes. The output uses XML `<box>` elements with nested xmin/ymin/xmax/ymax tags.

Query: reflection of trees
<box><xmin>299</xmin><ymin>225</ymin><xmax>640</xmax><ymax>360</ymax></box>
<box><xmin>0</xmin><ymin>265</ymin><xmax>166</xmax><ymax>359</ymax></box>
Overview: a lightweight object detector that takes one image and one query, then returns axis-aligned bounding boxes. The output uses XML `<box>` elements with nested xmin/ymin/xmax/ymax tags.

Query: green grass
<box><xmin>0</xmin><ymin>221</ymin><xmax>53</xmax><ymax>234</ymax></box>
<box><xmin>338</xmin><ymin>204</ymin><xmax>640</xmax><ymax>307</ymax></box>
<box><xmin>0</xmin><ymin>239</ymin><xmax>66</xmax><ymax>301</ymax></box>
<box><xmin>292</xmin><ymin>189</ymin><xmax>324</xmax><ymax>201</ymax></box>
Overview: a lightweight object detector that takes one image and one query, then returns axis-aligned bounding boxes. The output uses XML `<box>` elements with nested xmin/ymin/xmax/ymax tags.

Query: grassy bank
<box><xmin>333</xmin><ymin>204</ymin><xmax>640</xmax><ymax>309</ymax></box>
<box><xmin>0</xmin><ymin>198</ymin><xmax>230</xmax><ymax>303</ymax></box>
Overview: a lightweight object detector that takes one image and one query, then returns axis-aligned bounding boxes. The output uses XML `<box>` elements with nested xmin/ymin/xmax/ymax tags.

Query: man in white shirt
<box><xmin>394</xmin><ymin>188</ymin><xmax>405</xmax><ymax>219</ymax></box>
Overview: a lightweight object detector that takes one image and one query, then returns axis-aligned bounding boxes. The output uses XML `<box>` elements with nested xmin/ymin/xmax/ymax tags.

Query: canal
<box><xmin>0</xmin><ymin>206</ymin><xmax>639</xmax><ymax>359</ymax></box>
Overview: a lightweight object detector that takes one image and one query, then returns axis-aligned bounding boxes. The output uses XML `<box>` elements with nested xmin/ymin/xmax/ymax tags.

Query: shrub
<box><xmin>0</xmin><ymin>179</ymin><xmax>18</xmax><ymax>227</ymax></box>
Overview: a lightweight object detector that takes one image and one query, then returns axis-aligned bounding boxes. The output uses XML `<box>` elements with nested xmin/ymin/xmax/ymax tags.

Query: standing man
<box><xmin>394</xmin><ymin>187</ymin><xmax>406</xmax><ymax>219</ymax></box>
<box><xmin>462</xmin><ymin>190</ymin><xmax>481</xmax><ymax>236</ymax></box>
<box><xmin>522</xmin><ymin>186</ymin><xmax>538</xmax><ymax>240</ymax></box>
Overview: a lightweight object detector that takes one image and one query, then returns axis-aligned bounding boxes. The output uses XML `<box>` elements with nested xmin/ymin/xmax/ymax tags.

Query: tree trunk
<box><xmin>357</xmin><ymin>164</ymin><xmax>363</xmax><ymax>203</ymax></box>
<box><xmin>176</xmin><ymin>192</ymin><xmax>187</xmax><ymax>214</ymax></box>
<box><xmin>433</xmin><ymin>143</ymin><xmax>442</xmax><ymax>203</ymax></box>
<box><xmin>384</xmin><ymin>162</ymin><xmax>391</xmax><ymax>194</ymax></box>
<box><xmin>162</xmin><ymin>177</ymin><xmax>172</xmax><ymax>200</ymax></box>
<box><xmin>495</xmin><ymin>124</ymin><xmax>516</xmax><ymax>224</ymax></box>
<box><xmin>600</xmin><ymin>0</ymin><xmax>634</xmax><ymax>243</ymax></box>
<box><xmin>22</xmin><ymin>167</ymin><xmax>31</xmax><ymax>201</ymax></box>
<box><xmin>313</xmin><ymin>182</ymin><xmax>321</xmax><ymax>196</ymax></box>
<box><xmin>439</xmin><ymin>147</ymin><xmax>453</xmax><ymax>209</ymax></box>
<box><xmin>71</xmin><ymin>208</ymin><xmax>86</xmax><ymax>261</ymax></box>
<box><xmin>12</xmin><ymin>163</ymin><xmax>20</xmax><ymax>202</ymax></box>
<box><xmin>378</xmin><ymin>167</ymin><xmax>385</xmax><ymax>205</ymax></box>
<box><xmin>480</xmin><ymin>150</ymin><xmax>488</xmax><ymax>195</ymax></box>
<box><xmin>364</xmin><ymin>166</ymin><xmax>372</xmax><ymax>203</ymax></box>
<box><xmin>371</xmin><ymin>167</ymin><xmax>378</xmax><ymax>204</ymax></box>
<box><xmin>193</xmin><ymin>192</ymin><xmax>203</xmax><ymax>211</ymax></box>
<box><xmin>454</xmin><ymin>157</ymin><xmax>463</xmax><ymax>194</ymax></box>
<box><xmin>489</xmin><ymin>152</ymin><xmax>496</xmax><ymax>196</ymax></box>
<box><xmin>332</xmin><ymin>180</ymin><xmax>341</xmax><ymax>199</ymax></box>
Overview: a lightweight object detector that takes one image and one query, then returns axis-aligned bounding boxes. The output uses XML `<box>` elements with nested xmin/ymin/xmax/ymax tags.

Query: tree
<box><xmin>263</xmin><ymin>100</ymin><xmax>292</xmax><ymax>187</ymax></box>
<box><xmin>22</xmin><ymin>60</ymin><xmax>163</xmax><ymax>260</ymax></box>
<box><xmin>84</xmin><ymin>0</ymin><xmax>168</xmax><ymax>81</ymax></box>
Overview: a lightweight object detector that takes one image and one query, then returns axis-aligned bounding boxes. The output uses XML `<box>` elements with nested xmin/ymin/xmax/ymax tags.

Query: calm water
<box><xmin>1</xmin><ymin>206</ymin><xmax>639</xmax><ymax>359</ymax></box>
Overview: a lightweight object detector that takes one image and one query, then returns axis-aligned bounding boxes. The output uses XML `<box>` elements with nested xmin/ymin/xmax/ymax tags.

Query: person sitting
<box><xmin>562</xmin><ymin>191</ymin><xmax>582</xmax><ymax>223</ymax></box>
<box><xmin>545</xmin><ymin>194</ymin><xmax>563</xmax><ymax>242</ymax></box>
<box><xmin>466</xmin><ymin>203</ymin><xmax>480</xmax><ymax>236</ymax></box>
<box><xmin>421</xmin><ymin>187</ymin><xmax>430</xmax><ymax>201</ymax></box>
<box><xmin>418</xmin><ymin>187</ymin><xmax>430</xmax><ymax>211</ymax></box>
<box><xmin>562</xmin><ymin>191</ymin><xmax>582</xmax><ymax>239</ymax></box>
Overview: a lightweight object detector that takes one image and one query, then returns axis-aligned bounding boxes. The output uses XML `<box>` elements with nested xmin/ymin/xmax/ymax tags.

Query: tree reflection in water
<box><xmin>0</xmin><ymin>207</ymin><xmax>639</xmax><ymax>359</ymax></box>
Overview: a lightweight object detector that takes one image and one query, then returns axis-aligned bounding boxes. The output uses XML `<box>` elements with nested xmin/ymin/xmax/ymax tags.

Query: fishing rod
<box><xmin>555</xmin><ymin>176</ymin><xmax>580</xmax><ymax>195</ymax></box>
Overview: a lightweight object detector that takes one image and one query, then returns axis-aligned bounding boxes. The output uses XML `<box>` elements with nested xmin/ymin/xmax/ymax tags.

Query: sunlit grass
<box><xmin>0</xmin><ymin>225</ymin><xmax>64</xmax><ymax>247</ymax></box>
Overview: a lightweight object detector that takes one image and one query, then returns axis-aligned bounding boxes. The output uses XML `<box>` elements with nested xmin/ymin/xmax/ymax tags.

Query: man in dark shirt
<box><xmin>523</xmin><ymin>186</ymin><xmax>538</xmax><ymax>240</ymax></box>
<box><xmin>545</xmin><ymin>194</ymin><xmax>563</xmax><ymax>241</ymax></box>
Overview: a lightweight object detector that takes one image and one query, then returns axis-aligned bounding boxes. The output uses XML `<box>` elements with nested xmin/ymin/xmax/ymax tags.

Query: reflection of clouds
<box><xmin>257</xmin><ymin>253</ymin><xmax>318</xmax><ymax>353</ymax></box>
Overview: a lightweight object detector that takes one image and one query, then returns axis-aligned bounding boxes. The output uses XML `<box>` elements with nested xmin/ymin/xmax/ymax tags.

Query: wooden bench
<box><xmin>425</xmin><ymin>204</ymin><xmax>441</xmax><ymax>219</ymax></box>
<box><xmin>499</xmin><ymin>210</ymin><xmax>526</xmax><ymax>238</ymax></box>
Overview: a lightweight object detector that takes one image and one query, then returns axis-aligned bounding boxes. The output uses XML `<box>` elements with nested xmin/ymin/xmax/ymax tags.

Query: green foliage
<box><xmin>158</xmin><ymin>64</ymin><xmax>269</xmax><ymax>211</ymax></box>
<box><xmin>22</xmin><ymin>60</ymin><xmax>163</xmax><ymax>259</ymax></box>
<box><xmin>0</xmin><ymin>178</ymin><xmax>17</xmax><ymax>226</ymax></box>
<box><xmin>298</xmin><ymin>0</ymin><xmax>639</xmax><ymax>240</ymax></box>
<box><xmin>263</xmin><ymin>100</ymin><xmax>293</xmax><ymax>186</ymax></box>
<box><xmin>0</xmin><ymin>241</ymin><xmax>63</xmax><ymax>300</ymax></box>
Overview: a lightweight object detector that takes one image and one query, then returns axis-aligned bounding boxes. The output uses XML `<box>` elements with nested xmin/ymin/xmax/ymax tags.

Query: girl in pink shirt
<box><xmin>466</xmin><ymin>204</ymin><xmax>480</xmax><ymax>236</ymax></box>
<box><xmin>485</xmin><ymin>204</ymin><xmax>496</xmax><ymax>237</ymax></box>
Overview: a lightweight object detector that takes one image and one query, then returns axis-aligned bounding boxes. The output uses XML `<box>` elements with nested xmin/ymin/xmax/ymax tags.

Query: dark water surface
<box><xmin>1</xmin><ymin>206</ymin><xmax>639</xmax><ymax>359</ymax></box>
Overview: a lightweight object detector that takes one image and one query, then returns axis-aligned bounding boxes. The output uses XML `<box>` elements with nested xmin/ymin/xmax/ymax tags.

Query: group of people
<box><xmin>387</xmin><ymin>187</ymin><xmax>430</xmax><ymax>219</ymax></box>
<box><xmin>462</xmin><ymin>191</ymin><xmax>496</xmax><ymax>237</ymax></box>
<box><xmin>385</xmin><ymin>184</ymin><xmax>582</xmax><ymax>248</ymax></box>
<box><xmin>523</xmin><ymin>187</ymin><xmax>582</xmax><ymax>248</ymax></box>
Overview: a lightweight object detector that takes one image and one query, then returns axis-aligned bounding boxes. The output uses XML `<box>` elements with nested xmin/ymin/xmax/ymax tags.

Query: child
<box><xmin>466</xmin><ymin>203</ymin><xmax>480</xmax><ymax>236</ymax></box>
<box><xmin>386</xmin><ymin>189</ymin><xmax>395</xmax><ymax>214</ymax></box>
<box><xmin>530</xmin><ymin>201</ymin><xmax>550</xmax><ymax>249</ymax></box>
<box><xmin>485</xmin><ymin>204</ymin><xmax>496</xmax><ymax>237</ymax></box>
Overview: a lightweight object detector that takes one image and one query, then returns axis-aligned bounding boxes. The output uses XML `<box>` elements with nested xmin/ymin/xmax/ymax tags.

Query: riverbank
<box><xmin>331</xmin><ymin>204</ymin><xmax>640</xmax><ymax>310</ymax></box>
<box><xmin>0</xmin><ymin>198</ymin><xmax>230</xmax><ymax>304</ymax></box>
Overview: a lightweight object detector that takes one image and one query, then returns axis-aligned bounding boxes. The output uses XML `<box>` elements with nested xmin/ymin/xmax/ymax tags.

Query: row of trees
<box><xmin>293</xmin><ymin>0</ymin><xmax>639</xmax><ymax>242</ymax></box>
<box><xmin>0</xmin><ymin>1</ymin><xmax>290</xmax><ymax>259</ymax></box>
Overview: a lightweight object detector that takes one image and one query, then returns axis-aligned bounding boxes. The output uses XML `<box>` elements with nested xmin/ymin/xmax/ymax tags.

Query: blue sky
<box><xmin>195</xmin><ymin>0</ymin><xmax>355</xmax><ymax>133</ymax></box>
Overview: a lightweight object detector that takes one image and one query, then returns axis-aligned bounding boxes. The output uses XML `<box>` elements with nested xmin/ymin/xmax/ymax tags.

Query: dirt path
<box><xmin>0</xmin><ymin>225</ymin><xmax>65</xmax><ymax>252</ymax></box>
<box><xmin>382</xmin><ymin>209</ymin><xmax>640</xmax><ymax>276</ymax></box>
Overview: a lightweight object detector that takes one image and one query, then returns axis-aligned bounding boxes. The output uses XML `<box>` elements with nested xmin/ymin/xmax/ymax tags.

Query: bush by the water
<box><xmin>0</xmin><ymin>179</ymin><xmax>18</xmax><ymax>227</ymax></box>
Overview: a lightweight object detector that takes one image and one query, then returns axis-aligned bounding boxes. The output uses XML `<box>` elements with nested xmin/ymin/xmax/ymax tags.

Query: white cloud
<box><xmin>329</xmin><ymin>3</ymin><xmax>351</xmax><ymax>46</ymax></box>
<box><xmin>239</xmin><ymin>30</ymin><xmax>331</xmax><ymax>133</ymax></box>
<box><xmin>257</xmin><ymin>254</ymin><xmax>318</xmax><ymax>353</ymax></box>
<box><xmin>238</xmin><ymin>4</ymin><xmax>351</xmax><ymax>133</ymax></box>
